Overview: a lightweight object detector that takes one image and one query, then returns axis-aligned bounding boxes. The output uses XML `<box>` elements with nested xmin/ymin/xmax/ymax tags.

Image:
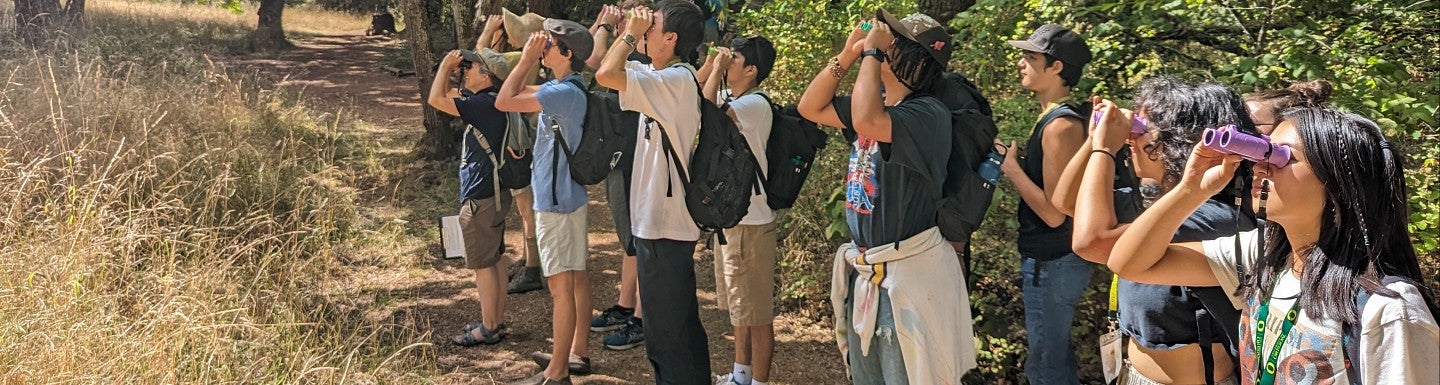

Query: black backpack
<box><xmin>754</xmin><ymin>92</ymin><xmax>828</xmax><ymax>210</ymax></box>
<box><xmin>655</xmin><ymin>70</ymin><xmax>761</xmax><ymax>243</ymax></box>
<box><xmin>929</xmin><ymin>72</ymin><xmax>1000</xmax><ymax>245</ymax></box>
<box><xmin>557</xmin><ymin>77</ymin><xmax>639</xmax><ymax>185</ymax></box>
<box><xmin>468</xmin><ymin>92</ymin><xmax>533</xmax><ymax>190</ymax></box>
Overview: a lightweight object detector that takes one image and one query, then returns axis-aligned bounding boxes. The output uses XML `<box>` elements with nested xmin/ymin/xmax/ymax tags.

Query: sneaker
<box><xmin>714</xmin><ymin>373</ymin><xmax>746</xmax><ymax>385</ymax></box>
<box><xmin>508</xmin><ymin>266</ymin><xmax>544</xmax><ymax>294</ymax></box>
<box><xmin>602</xmin><ymin>317</ymin><xmax>645</xmax><ymax>350</ymax></box>
<box><xmin>590</xmin><ymin>305</ymin><xmax>633</xmax><ymax>332</ymax></box>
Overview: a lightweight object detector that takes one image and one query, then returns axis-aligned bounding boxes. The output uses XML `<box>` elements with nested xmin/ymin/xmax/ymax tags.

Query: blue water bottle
<box><xmin>977</xmin><ymin>148</ymin><xmax>1004</xmax><ymax>189</ymax></box>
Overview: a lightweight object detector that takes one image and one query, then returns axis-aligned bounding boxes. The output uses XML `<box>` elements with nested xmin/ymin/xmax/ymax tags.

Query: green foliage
<box><xmin>734</xmin><ymin>0</ymin><xmax>1438</xmax><ymax>382</ymax></box>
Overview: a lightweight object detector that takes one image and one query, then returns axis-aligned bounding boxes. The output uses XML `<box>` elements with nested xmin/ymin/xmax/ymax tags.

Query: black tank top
<box><xmin>1017</xmin><ymin>103</ymin><xmax>1081</xmax><ymax>261</ymax></box>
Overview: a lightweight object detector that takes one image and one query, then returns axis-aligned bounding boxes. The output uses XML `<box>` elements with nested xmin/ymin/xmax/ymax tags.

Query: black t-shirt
<box><xmin>455</xmin><ymin>87</ymin><xmax>505</xmax><ymax>202</ymax></box>
<box><xmin>1115</xmin><ymin>189</ymin><xmax>1253</xmax><ymax>352</ymax></box>
<box><xmin>832</xmin><ymin>95</ymin><xmax>951</xmax><ymax>248</ymax></box>
<box><xmin>1017</xmin><ymin>104</ymin><xmax>1083</xmax><ymax>260</ymax></box>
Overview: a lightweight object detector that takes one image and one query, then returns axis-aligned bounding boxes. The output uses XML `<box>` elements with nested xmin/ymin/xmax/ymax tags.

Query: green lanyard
<box><xmin>1253</xmin><ymin>279</ymin><xmax>1302</xmax><ymax>385</ymax></box>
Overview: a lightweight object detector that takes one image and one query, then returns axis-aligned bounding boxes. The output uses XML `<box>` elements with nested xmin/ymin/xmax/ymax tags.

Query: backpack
<box><xmin>929</xmin><ymin>72</ymin><xmax>1000</xmax><ymax>246</ymax></box>
<box><xmin>466</xmin><ymin>93</ymin><xmax>532</xmax><ymax>190</ymax></box>
<box><xmin>655</xmin><ymin>69</ymin><xmax>761</xmax><ymax>243</ymax></box>
<box><xmin>556</xmin><ymin>77</ymin><xmax>638</xmax><ymax>185</ymax></box>
<box><xmin>754</xmin><ymin>93</ymin><xmax>828</xmax><ymax>210</ymax></box>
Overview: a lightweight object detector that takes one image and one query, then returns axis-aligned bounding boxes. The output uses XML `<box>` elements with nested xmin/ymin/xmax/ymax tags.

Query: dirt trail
<box><xmin>233</xmin><ymin>34</ymin><xmax>848</xmax><ymax>384</ymax></box>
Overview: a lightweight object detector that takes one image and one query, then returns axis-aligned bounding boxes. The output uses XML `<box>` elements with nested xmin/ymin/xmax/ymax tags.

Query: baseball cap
<box><xmin>729</xmin><ymin>35</ymin><xmax>776</xmax><ymax>82</ymax></box>
<box><xmin>877</xmin><ymin>9</ymin><xmax>953</xmax><ymax>67</ymax></box>
<box><xmin>1007</xmin><ymin>24</ymin><xmax>1093</xmax><ymax>68</ymax></box>
<box><xmin>459</xmin><ymin>48</ymin><xmax>513</xmax><ymax>80</ymax></box>
<box><xmin>543</xmin><ymin>18</ymin><xmax>595</xmax><ymax>61</ymax></box>
<box><xmin>502</xmin><ymin>8</ymin><xmax>545</xmax><ymax>48</ymax></box>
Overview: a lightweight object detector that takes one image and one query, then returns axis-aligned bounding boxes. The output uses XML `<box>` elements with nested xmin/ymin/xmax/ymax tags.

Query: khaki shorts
<box><xmin>536</xmin><ymin>204</ymin><xmax>588</xmax><ymax>277</ymax></box>
<box><xmin>713</xmin><ymin>222</ymin><xmax>778</xmax><ymax>326</ymax></box>
<box><xmin>460</xmin><ymin>195</ymin><xmax>511</xmax><ymax>269</ymax></box>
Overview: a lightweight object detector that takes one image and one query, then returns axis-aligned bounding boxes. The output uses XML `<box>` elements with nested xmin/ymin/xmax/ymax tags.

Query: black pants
<box><xmin>634</xmin><ymin>237</ymin><xmax>710</xmax><ymax>385</ymax></box>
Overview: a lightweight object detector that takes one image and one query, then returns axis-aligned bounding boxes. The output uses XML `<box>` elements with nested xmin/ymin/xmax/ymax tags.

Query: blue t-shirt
<box><xmin>455</xmin><ymin>88</ymin><xmax>505</xmax><ymax>203</ymax></box>
<box><xmin>533</xmin><ymin>74</ymin><xmax>589</xmax><ymax>213</ymax></box>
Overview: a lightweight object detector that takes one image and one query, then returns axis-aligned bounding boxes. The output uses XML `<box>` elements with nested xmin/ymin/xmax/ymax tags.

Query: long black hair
<box><xmin>1131</xmin><ymin>77</ymin><xmax>1259</xmax><ymax>206</ymax></box>
<box><xmin>889</xmin><ymin>37</ymin><xmax>945</xmax><ymax>94</ymax></box>
<box><xmin>1246</xmin><ymin>108</ymin><xmax>1440</xmax><ymax>322</ymax></box>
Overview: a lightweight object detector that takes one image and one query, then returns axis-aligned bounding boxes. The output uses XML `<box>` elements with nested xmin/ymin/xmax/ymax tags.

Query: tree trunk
<box><xmin>527</xmin><ymin>0</ymin><xmax>559</xmax><ymax>19</ymax></box>
<box><xmin>452</xmin><ymin>0</ymin><xmax>477</xmax><ymax>51</ymax></box>
<box><xmin>253</xmin><ymin>0</ymin><xmax>287</xmax><ymax>48</ymax></box>
<box><xmin>917</xmin><ymin>0</ymin><xmax>975</xmax><ymax>32</ymax></box>
<box><xmin>403</xmin><ymin>0</ymin><xmax>462</xmax><ymax>160</ymax></box>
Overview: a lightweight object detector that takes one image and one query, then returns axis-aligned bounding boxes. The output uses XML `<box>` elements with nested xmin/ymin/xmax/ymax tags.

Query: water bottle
<box><xmin>978</xmin><ymin>149</ymin><xmax>1004</xmax><ymax>189</ymax></box>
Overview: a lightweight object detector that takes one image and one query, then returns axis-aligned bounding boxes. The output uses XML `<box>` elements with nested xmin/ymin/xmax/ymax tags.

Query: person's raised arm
<box><xmin>586</xmin><ymin>5</ymin><xmax>622</xmax><ymax>70</ymax></box>
<box><xmin>796</xmin><ymin>22</ymin><xmax>866</xmax><ymax>130</ymax></box>
<box><xmin>848</xmin><ymin>20</ymin><xmax>897</xmax><ymax>142</ymax></box>
<box><xmin>1052</xmin><ymin>96</ymin><xmax>1106</xmax><ymax>216</ymax></box>
<box><xmin>494</xmin><ymin>32</ymin><xmax>547</xmax><ymax>113</ymax></box>
<box><xmin>1109</xmin><ymin>143</ymin><xmax>1243</xmax><ymax>285</ymax></box>
<box><xmin>427</xmin><ymin>50</ymin><xmax>465</xmax><ymax>117</ymax></box>
<box><xmin>701</xmin><ymin>48</ymin><xmax>729</xmax><ymax>106</ymax></box>
<box><xmin>595</xmin><ymin>6</ymin><xmax>652</xmax><ymax>91</ymax></box>
<box><xmin>696</xmin><ymin>47</ymin><xmax>720</xmax><ymax>93</ymax></box>
<box><xmin>1070</xmin><ymin>101</ymin><xmax>1135</xmax><ymax>263</ymax></box>
<box><xmin>476</xmin><ymin>15</ymin><xmax>504</xmax><ymax>51</ymax></box>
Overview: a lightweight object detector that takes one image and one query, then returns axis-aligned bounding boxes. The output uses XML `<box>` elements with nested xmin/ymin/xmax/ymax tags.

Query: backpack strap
<box><xmin>547</xmin><ymin>78</ymin><xmax>586</xmax><ymax>206</ymax></box>
<box><xmin>468</xmin><ymin>125</ymin><xmax>505</xmax><ymax>207</ymax></box>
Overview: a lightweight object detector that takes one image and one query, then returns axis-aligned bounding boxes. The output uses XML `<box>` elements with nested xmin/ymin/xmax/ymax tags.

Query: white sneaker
<box><xmin>714</xmin><ymin>374</ymin><xmax>746</xmax><ymax>385</ymax></box>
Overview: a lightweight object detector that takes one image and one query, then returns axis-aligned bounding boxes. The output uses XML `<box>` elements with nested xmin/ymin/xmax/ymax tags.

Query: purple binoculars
<box><xmin>1092</xmin><ymin>110</ymin><xmax>1149</xmax><ymax>134</ymax></box>
<box><xmin>1200</xmin><ymin>125</ymin><xmax>1291</xmax><ymax>167</ymax></box>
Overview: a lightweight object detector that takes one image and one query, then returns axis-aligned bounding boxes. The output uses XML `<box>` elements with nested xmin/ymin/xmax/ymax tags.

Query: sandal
<box><xmin>452</xmin><ymin>323</ymin><xmax>507</xmax><ymax>347</ymax></box>
<box><xmin>460</xmin><ymin>322</ymin><xmax>507</xmax><ymax>334</ymax></box>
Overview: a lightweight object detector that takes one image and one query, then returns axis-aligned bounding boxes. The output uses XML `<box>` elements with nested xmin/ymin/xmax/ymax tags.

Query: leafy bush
<box><xmin>734</xmin><ymin>0</ymin><xmax>1438</xmax><ymax>383</ymax></box>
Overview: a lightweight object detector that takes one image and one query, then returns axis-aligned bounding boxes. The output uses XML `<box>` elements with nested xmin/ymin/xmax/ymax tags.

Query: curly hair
<box><xmin>1133</xmin><ymin>77</ymin><xmax>1258</xmax><ymax>205</ymax></box>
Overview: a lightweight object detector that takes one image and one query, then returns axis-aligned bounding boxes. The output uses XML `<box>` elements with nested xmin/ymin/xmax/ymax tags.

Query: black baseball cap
<box><xmin>1007</xmin><ymin>24</ymin><xmax>1092</xmax><ymax>68</ymax></box>
<box><xmin>877</xmin><ymin>9</ymin><xmax>952</xmax><ymax>67</ymax></box>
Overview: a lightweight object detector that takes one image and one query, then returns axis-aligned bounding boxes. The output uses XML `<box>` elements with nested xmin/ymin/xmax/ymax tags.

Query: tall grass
<box><xmin>0</xmin><ymin>1</ymin><xmax>432</xmax><ymax>383</ymax></box>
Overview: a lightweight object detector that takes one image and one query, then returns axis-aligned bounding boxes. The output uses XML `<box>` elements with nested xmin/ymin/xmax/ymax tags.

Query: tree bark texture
<box><xmin>917</xmin><ymin>0</ymin><xmax>974</xmax><ymax>33</ymax></box>
<box><xmin>451</xmin><ymin>0</ymin><xmax>477</xmax><ymax>51</ymax></box>
<box><xmin>403</xmin><ymin>0</ymin><xmax>462</xmax><ymax>160</ymax></box>
<box><xmin>254</xmin><ymin>0</ymin><xmax>287</xmax><ymax>48</ymax></box>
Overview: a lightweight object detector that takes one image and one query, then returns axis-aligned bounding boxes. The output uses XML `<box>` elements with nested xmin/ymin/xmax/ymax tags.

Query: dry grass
<box><xmin>0</xmin><ymin>1</ymin><xmax>434</xmax><ymax>383</ymax></box>
<box><xmin>84</xmin><ymin>0</ymin><xmax>370</xmax><ymax>37</ymax></box>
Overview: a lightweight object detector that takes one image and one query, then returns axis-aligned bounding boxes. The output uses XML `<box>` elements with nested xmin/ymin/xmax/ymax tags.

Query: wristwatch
<box><xmin>620</xmin><ymin>33</ymin><xmax>638</xmax><ymax>48</ymax></box>
<box><xmin>860</xmin><ymin>48</ymin><xmax>887</xmax><ymax>63</ymax></box>
<box><xmin>598</xmin><ymin>24</ymin><xmax>615</xmax><ymax>35</ymax></box>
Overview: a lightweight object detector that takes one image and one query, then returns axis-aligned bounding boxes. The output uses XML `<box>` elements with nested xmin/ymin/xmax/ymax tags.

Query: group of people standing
<box><xmin>427</xmin><ymin>1</ymin><xmax>1439</xmax><ymax>384</ymax></box>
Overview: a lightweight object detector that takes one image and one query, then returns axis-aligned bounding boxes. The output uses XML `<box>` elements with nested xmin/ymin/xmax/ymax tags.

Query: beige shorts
<box><xmin>460</xmin><ymin>195</ymin><xmax>511</xmax><ymax>269</ymax></box>
<box><xmin>536</xmin><ymin>204</ymin><xmax>588</xmax><ymax>277</ymax></box>
<box><xmin>713</xmin><ymin>222</ymin><xmax>778</xmax><ymax>326</ymax></box>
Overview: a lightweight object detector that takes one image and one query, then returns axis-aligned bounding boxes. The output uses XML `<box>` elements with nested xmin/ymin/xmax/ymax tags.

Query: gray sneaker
<box><xmin>602</xmin><ymin>317</ymin><xmax>644</xmax><ymax>350</ymax></box>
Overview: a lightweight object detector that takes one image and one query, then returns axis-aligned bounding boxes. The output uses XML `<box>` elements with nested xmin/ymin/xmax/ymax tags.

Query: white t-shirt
<box><xmin>620</xmin><ymin>61</ymin><xmax>702</xmax><ymax>241</ymax></box>
<box><xmin>720</xmin><ymin>89</ymin><xmax>775</xmax><ymax>226</ymax></box>
<box><xmin>1202</xmin><ymin>230</ymin><xmax>1440</xmax><ymax>384</ymax></box>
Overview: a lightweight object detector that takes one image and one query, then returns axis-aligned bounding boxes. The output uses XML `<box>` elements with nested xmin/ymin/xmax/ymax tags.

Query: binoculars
<box><xmin>1201</xmin><ymin>125</ymin><xmax>1291</xmax><ymax>167</ymax></box>
<box><xmin>1092</xmin><ymin>110</ymin><xmax>1149</xmax><ymax>134</ymax></box>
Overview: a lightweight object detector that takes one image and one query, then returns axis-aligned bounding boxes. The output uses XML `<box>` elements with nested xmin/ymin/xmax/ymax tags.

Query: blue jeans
<box><xmin>1021</xmin><ymin>253</ymin><xmax>1094</xmax><ymax>385</ymax></box>
<box><xmin>845</xmin><ymin>287</ymin><xmax>908</xmax><ymax>385</ymax></box>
